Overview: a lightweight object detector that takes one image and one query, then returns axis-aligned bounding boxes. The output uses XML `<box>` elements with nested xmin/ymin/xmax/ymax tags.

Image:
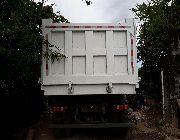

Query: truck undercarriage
<box><xmin>47</xmin><ymin>94</ymin><xmax>132</xmax><ymax>138</ymax></box>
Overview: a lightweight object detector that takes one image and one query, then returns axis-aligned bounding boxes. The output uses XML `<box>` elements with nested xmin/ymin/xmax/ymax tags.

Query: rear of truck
<box><xmin>41</xmin><ymin>19</ymin><xmax>138</xmax><ymax>133</ymax></box>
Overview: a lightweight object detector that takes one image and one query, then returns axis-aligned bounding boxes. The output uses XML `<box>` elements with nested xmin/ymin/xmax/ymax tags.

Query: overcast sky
<box><xmin>36</xmin><ymin>0</ymin><xmax>147</xmax><ymax>23</ymax></box>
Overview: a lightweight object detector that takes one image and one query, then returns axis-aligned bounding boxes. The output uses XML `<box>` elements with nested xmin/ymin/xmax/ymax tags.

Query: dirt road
<box><xmin>34</xmin><ymin>127</ymin><xmax>128</xmax><ymax>140</ymax></box>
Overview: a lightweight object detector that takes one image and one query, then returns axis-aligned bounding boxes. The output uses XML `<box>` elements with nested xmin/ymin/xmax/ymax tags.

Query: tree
<box><xmin>0</xmin><ymin>0</ymin><xmax>93</xmax><ymax>138</ymax></box>
<box><xmin>134</xmin><ymin>0</ymin><xmax>179</xmax><ymax>69</ymax></box>
<box><xmin>133</xmin><ymin>0</ymin><xmax>179</xmax><ymax>92</ymax></box>
<box><xmin>133</xmin><ymin>0</ymin><xmax>180</xmax><ymax>121</ymax></box>
<box><xmin>0</xmin><ymin>0</ymin><xmax>69</xmax><ymax>130</ymax></box>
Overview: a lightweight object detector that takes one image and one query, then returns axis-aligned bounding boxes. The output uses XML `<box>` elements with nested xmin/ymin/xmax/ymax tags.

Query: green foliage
<box><xmin>42</xmin><ymin>39</ymin><xmax>66</xmax><ymax>62</ymax></box>
<box><xmin>0</xmin><ymin>0</ymin><xmax>69</xmax><ymax>128</ymax></box>
<box><xmin>0</xmin><ymin>0</ymin><xmax>92</xmax><ymax>133</ymax></box>
<box><xmin>82</xmin><ymin>0</ymin><xmax>92</xmax><ymax>5</ymax></box>
<box><xmin>133</xmin><ymin>0</ymin><xmax>167</xmax><ymax>67</ymax></box>
<box><xmin>133</xmin><ymin>0</ymin><xmax>180</xmax><ymax>98</ymax></box>
<box><xmin>133</xmin><ymin>0</ymin><xmax>180</xmax><ymax>68</ymax></box>
<box><xmin>0</xmin><ymin>0</ymin><xmax>68</xmax><ymax>93</ymax></box>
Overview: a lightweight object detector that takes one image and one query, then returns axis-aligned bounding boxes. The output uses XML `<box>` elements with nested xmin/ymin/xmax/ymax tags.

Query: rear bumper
<box><xmin>49</xmin><ymin>123</ymin><xmax>134</xmax><ymax>128</ymax></box>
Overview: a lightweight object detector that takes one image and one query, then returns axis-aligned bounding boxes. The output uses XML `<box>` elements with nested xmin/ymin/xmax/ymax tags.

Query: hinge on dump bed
<box><xmin>68</xmin><ymin>81</ymin><xmax>73</xmax><ymax>94</ymax></box>
<box><xmin>106</xmin><ymin>82</ymin><xmax>113</xmax><ymax>93</ymax></box>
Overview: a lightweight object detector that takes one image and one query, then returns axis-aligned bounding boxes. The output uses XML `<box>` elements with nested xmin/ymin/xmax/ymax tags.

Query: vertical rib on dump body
<box><xmin>41</xmin><ymin>19</ymin><xmax>138</xmax><ymax>95</ymax></box>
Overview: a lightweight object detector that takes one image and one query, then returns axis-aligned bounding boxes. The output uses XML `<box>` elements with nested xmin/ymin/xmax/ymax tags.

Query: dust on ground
<box><xmin>26</xmin><ymin>106</ymin><xmax>180</xmax><ymax>140</ymax></box>
<box><xmin>127</xmin><ymin>106</ymin><xmax>180</xmax><ymax>140</ymax></box>
<box><xmin>28</xmin><ymin>122</ymin><xmax>180</xmax><ymax>140</ymax></box>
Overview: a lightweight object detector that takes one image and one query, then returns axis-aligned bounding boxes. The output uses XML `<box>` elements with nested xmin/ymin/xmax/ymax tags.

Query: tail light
<box><xmin>51</xmin><ymin>106</ymin><xmax>67</xmax><ymax>113</ymax></box>
<box><xmin>112</xmin><ymin>104</ymin><xmax>129</xmax><ymax>110</ymax></box>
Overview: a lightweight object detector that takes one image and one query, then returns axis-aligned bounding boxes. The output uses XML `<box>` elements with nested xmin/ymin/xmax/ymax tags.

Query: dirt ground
<box><xmin>26</xmin><ymin>106</ymin><xmax>180</xmax><ymax>140</ymax></box>
<box><xmin>127</xmin><ymin>122</ymin><xmax>180</xmax><ymax>140</ymax></box>
<box><xmin>25</xmin><ymin>120</ymin><xmax>180</xmax><ymax>140</ymax></box>
<box><xmin>126</xmin><ymin>106</ymin><xmax>180</xmax><ymax>140</ymax></box>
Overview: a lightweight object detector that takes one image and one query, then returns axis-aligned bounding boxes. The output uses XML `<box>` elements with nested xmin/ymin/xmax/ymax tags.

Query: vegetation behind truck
<box><xmin>41</xmin><ymin>19</ymin><xmax>138</xmax><ymax>134</ymax></box>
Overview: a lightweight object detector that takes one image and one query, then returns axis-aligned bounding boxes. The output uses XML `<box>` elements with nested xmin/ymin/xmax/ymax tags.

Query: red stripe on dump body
<box><xmin>61</xmin><ymin>26</ymin><xmax>69</xmax><ymax>28</ymax></box>
<box><xmin>45</xmin><ymin>25</ymin><xmax>131</xmax><ymax>28</ymax></box>
<box><xmin>131</xmin><ymin>50</ymin><xmax>133</xmax><ymax>56</ymax></box>
<box><xmin>85</xmin><ymin>26</ymin><xmax>91</xmax><ymax>28</ymax></box>
<box><xmin>45</xmin><ymin>34</ymin><xmax>49</xmax><ymax>76</ymax></box>
<box><xmin>131</xmin><ymin>38</ymin><xmax>133</xmax><ymax>44</ymax></box>
<box><xmin>74</xmin><ymin>26</ymin><xmax>80</xmax><ymax>28</ymax></box>
<box><xmin>131</xmin><ymin>62</ymin><xmax>133</xmax><ymax>66</ymax></box>
<box><xmin>131</xmin><ymin>62</ymin><xmax>134</xmax><ymax>73</ymax></box>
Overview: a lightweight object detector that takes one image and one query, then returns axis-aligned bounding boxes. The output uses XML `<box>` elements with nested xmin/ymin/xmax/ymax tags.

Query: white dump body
<box><xmin>42</xmin><ymin>19</ymin><xmax>138</xmax><ymax>95</ymax></box>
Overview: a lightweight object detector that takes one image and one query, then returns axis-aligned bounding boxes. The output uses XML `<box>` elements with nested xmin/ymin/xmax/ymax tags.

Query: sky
<box><xmin>35</xmin><ymin>0</ymin><xmax>147</xmax><ymax>23</ymax></box>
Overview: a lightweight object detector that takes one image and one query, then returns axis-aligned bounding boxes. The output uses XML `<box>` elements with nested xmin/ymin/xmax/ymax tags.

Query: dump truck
<box><xmin>41</xmin><ymin>18</ymin><xmax>138</xmax><ymax>136</ymax></box>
